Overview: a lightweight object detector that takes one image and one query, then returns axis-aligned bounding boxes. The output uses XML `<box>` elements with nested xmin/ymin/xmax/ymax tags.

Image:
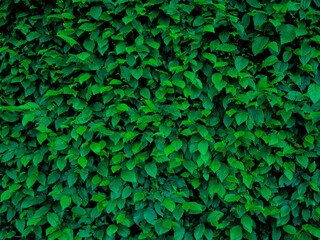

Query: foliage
<box><xmin>1</xmin><ymin>0</ymin><xmax>320</xmax><ymax>239</ymax></box>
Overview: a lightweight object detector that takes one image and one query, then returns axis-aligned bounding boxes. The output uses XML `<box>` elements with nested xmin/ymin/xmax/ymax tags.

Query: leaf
<box><xmin>279</xmin><ymin>24</ymin><xmax>296</xmax><ymax>44</ymax></box>
<box><xmin>126</xmin><ymin>54</ymin><xmax>136</xmax><ymax>66</ymax></box>
<box><xmin>145</xmin><ymin>162</ymin><xmax>157</xmax><ymax>178</ymax></box>
<box><xmin>261</xmin><ymin>186</ymin><xmax>272</xmax><ymax>201</ymax></box>
<box><xmin>47</xmin><ymin>212</ymin><xmax>59</xmax><ymax>227</ymax></box>
<box><xmin>146</xmin><ymin>41</ymin><xmax>160</xmax><ymax>49</ymax></box>
<box><xmin>235</xmin><ymin>111</ymin><xmax>248</xmax><ymax>125</ymax></box>
<box><xmin>252</xmin><ymin>36</ymin><xmax>269</xmax><ymax>56</ymax></box>
<box><xmin>22</xmin><ymin>113</ymin><xmax>35</xmax><ymax>126</ymax></box>
<box><xmin>90</xmin><ymin>6</ymin><xmax>102</xmax><ymax>20</ymax></box>
<box><xmin>307</xmin><ymin>226</ymin><xmax>320</xmax><ymax>238</ymax></box>
<box><xmin>164</xmin><ymin>198</ymin><xmax>176</xmax><ymax>212</ymax></box>
<box><xmin>230</xmin><ymin>225</ymin><xmax>243</xmax><ymax>240</ymax></box>
<box><xmin>121</xmin><ymin>170</ymin><xmax>137</xmax><ymax>182</ymax></box>
<box><xmin>78</xmin><ymin>73</ymin><xmax>91</xmax><ymax>84</ymax></box>
<box><xmin>1</xmin><ymin>190</ymin><xmax>13</xmax><ymax>202</ymax></box>
<box><xmin>26</xmin><ymin>31</ymin><xmax>41</xmax><ymax>41</ymax></box>
<box><xmin>78</xmin><ymin>157</ymin><xmax>87</xmax><ymax>168</ymax></box>
<box><xmin>60</xmin><ymin>195</ymin><xmax>71</xmax><ymax>210</ymax></box>
<box><xmin>247</xmin><ymin>0</ymin><xmax>262</xmax><ymax>8</ymax></box>
<box><xmin>131</xmin><ymin>69</ymin><xmax>143</xmax><ymax>79</ymax></box>
<box><xmin>198</xmin><ymin>140</ymin><xmax>209</xmax><ymax>155</ymax></box>
<box><xmin>212</xmin><ymin>73</ymin><xmax>227</xmax><ymax>92</ymax></box>
<box><xmin>90</xmin><ymin>141</ymin><xmax>106</xmax><ymax>154</ymax></box>
<box><xmin>203</xmin><ymin>53</ymin><xmax>216</xmax><ymax>63</ymax></box>
<box><xmin>144</xmin><ymin>207</ymin><xmax>157</xmax><ymax>224</ymax></box>
<box><xmin>235</xmin><ymin>56</ymin><xmax>249</xmax><ymax>72</ymax></box>
<box><xmin>57</xmin><ymin>157</ymin><xmax>67</xmax><ymax>171</ymax></box>
<box><xmin>164</xmin><ymin>145</ymin><xmax>175</xmax><ymax>155</ymax></box>
<box><xmin>194</xmin><ymin>223</ymin><xmax>205</xmax><ymax>240</ymax></box>
<box><xmin>26</xmin><ymin>175</ymin><xmax>37</xmax><ymax>188</ymax></box>
<box><xmin>308</xmin><ymin>83</ymin><xmax>320</xmax><ymax>104</ymax></box>
<box><xmin>172</xmin><ymin>139</ymin><xmax>183</xmax><ymax>150</ymax></box>
<box><xmin>107</xmin><ymin>224</ymin><xmax>118</xmax><ymax>236</ymax></box>
<box><xmin>184</xmin><ymin>71</ymin><xmax>196</xmax><ymax>80</ymax></box>
<box><xmin>241</xmin><ymin>172</ymin><xmax>253</xmax><ymax>188</ymax></box>
<box><xmin>283</xmin><ymin>225</ymin><xmax>297</xmax><ymax>234</ymax></box>
<box><xmin>57</xmin><ymin>34</ymin><xmax>78</xmax><ymax>46</ymax></box>
<box><xmin>296</xmin><ymin>155</ymin><xmax>309</xmax><ymax>169</ymax></box>
<box><xmin>117</xmin><ymin>103</ymin><xmax>130</xmax><ymax>111</ymax></box>
<box><xmin>241</xmin><ymin>215</ymin><xmax>254</xmax><ymax>233</ymax></box>
<box><xmin>134</xmin><ymin>191</ymin><xmax>145</xmax><ymax>202</ymax></box>
<box><xmin>79</xmin><ymin>23</ymin><xmax>97</xmax><ymax>31</ymax></box>
<box><xmin>83</xmin><ymin>39</ymin><xmax>95</xmax><ymax>52</ymax></box>
<box><xmin>77</xmin><ymin>52</ymin><xmax>90</xmax><ymax>61</ymax></box>
<box><xmin>216</xmin><ymin>44</ymin><xmax>237</xmax><ymax>52</ymax></box>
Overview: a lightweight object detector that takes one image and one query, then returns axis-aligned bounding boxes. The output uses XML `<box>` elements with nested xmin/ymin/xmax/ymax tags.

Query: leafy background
<box><xmin>1</xmin><ymin>0</ymin><xmax>320</xmax><ymax>239</ymax></box>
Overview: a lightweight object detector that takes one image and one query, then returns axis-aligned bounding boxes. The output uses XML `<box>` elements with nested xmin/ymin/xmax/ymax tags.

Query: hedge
<box><xmin>1</xmin><ymin>0</ymin><xmax>320</xmax><ymax>239</ymax></box>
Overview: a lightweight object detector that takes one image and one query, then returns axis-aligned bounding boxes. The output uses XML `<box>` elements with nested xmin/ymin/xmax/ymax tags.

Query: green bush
<box><xmin>1</xmin><ymin>0</ymin><xmax>320</xmax><ymax>239</ymax></box>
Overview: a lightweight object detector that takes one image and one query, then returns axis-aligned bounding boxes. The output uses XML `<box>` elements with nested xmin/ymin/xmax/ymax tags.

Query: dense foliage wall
<box><xmin>1</xmin><ymin>0</ymin><xmax>320</xmax><ymax>239</ymax></box>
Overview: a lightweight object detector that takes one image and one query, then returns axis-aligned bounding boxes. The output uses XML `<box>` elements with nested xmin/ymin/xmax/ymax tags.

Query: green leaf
<box><xmin>77</xmin><ymin>126</ymin><xmax>87</xmax><ymax>135</ymax></box>
<box><xmin>280</xmin><ymin>24</ymin><xmax>296</xmax><ymax>44</ymax></box>
<box><xmin>126</xmin><ymin>54</ymin><xmax>136</xmax><ymax>67</ymax></box>
<box><xmin>117</xmin><ymin>103</ymin><xmax>130</xmax><ymax>111</ymax></box>
<box><xmin>79</xmin><ymin>23</ymin><xmax>97</xmax><ymax>31</ymax></box>
<box><xmin>296</xmin><ymin>155</ymin><xmax>309</xmax><ymax>169</ymax></box>
<box><xmin>184</xmin><ymin>71</ymin><xmax>196</xmax><ymax>80</ymax></box>
<box><xmin>90</xmin><ymin>141</ymin><xmax>106</xmax><ymax>154</ymax></box>
<box><xmin>146</xmin><ymin>41</ymin><xmax>160</xmax><ymax>49</ymax></box>
<box><xmin>235</xmin><ymin>56</ymin><xmax>249</xmax><ymax>72</ymax></box>
<box><xmin>241</xmin><ymin>172</ymin><xmax>253</xmax><ymax>188</ymax></box>
<box><xmin>203</xmin><ymin>53</ymin><xmax>216</xmax><ymax>63</ymax></box>
<box><xmin>121</xmin><ymin>170</ymin><xmax>137</xmax><ymax>182</ymax></box>
<box><xmin>107</xmin><ymin>224</ymin><xmax>118</xmax><ymax>236</ymax></box>
<box><xmin>134</xmin><ymin>191</ymin><xmax>145</xmax><ymax>202</ymax></box>
<box><xmin>22</xmin><ymin>113</ymin><xmax>35</xmax><ymax>126</ymax></box>
<box><xmin>83</xmin><ymin>39</ymin><xmax>95</xmax><ymax>52</ymax></box>
<box><xmin>164</xmin><ymin>145</ymin><xmax>175</xmax><ymax>155</ymax></box>
<box><xmin>57</xmin><ymin>34</ymin><xmax>78</xmax><ymax>46</ymax></box>
<box><xmin>60</xmin><ymin>195</ymin><xmax>71</xmax><ymax>210</ymax></box>
<box><xmin>47</xmin><ymin>212</ymin><xmax>59</xmax><ymax>227</ymax></box>
<box><xmin>247</xmin><ymin>0</ymin><xmax>262</xmax><ymax>8</ymax></box>
<box><xmin>131</xmin><ymin>69</ymin><xmax>143</xmax><ymax>79</ymax></box>
<box><xmin>26</xmin><ymin>31</ymin><xmax>41</xmax><ymax>41</ymax></box>
<box><xmin>172</xmin><ymin>139</ymin><xmax>183</xmax><ymax>151</ymax></box>
<box><xmin>78</xmin><ymin>73</ymin><xmax>91</xmax><ymax>84</ymax></box>
<box><xmin>78</xmin><ymin>157</ymin><xmax>87</xmax><ymax>168</ymax></box>
<box><xmin>193</xmin><ymin>16</ymin><xmax>204</xmax><ymax>26</ymax></box>
<box><xmin>26</xmin><ymin>175</ymin><xmax>37</xmax><ymax>188</ymax></box>
<box><xmin>216</xmin><ymin>44</ymin><xmax>237</xmax><ymax>52</ymax></box>
<box><xmin>1</xmin><ymin>190</ymin><xmax>13</xmax><ymax>202</ymax></box>
<box><xmin>283</xmin><ymin>225</ymin><xmax>297</xmax><ymax>234</ymax></box>
<box><xmin>57</xmin><ymin>157</ymin><xmax>67</xmax><ymax>171</ymax></box>
<box><xmin>144</xmin><ymin>207</ymin><xmax>157</xmax><ymax>224</ymax></box>
<box><xmin>77</xmin><ymin>52</ymin><xmax>90</xmax><ymax>61</ymax></box>
<box><xmin>228</xmin><ymin>158</ymin><xmax>244</xmax><ymax>170</ymax></box>
<box><xmin>90</xmin><ymin>6</ymin><xmax>102</xmax><ymax>20</ymax></box>
<box><xmin>198</xmin><ymin>140</ymin><xmax>209</xmax><ymax>155</ymax></box>
<box><xmin>307</xmin><ymin>225</ymin><xmax>320</xmax><ymax>238</ymax></box>
<box><xmin>235</xmin><ymin>111</ymin><xmax>248</xmax><ymax>125</ymax></box>
<box><xmin>252</xmin><ymin>36</ymin><xmax>269</xmax><ymax>56</ymax></box>
<box><xmin>212</xmin><ymin>73</ymin><xmax>227</xmax><ymax>92</ymax></box>
<box><xmin>241</xmin><ymin>215</ymin><xmax>254</xmax><ymax>233</ymax></box>
<box><xmin>194</xmin><ymin>223</ymin><xmax>205</xmax><ymax>240</ymax></box>
<box><xmin>261</xmin><ymin>186</ymin><xmax>272</xmax><ymax>201</ymax></box>
<box><xmin>308</xmin><ymin>83</ymin><xmax>320</xmax><ymax>104</ymax></box>
<box><xmin>145</xmin><ymin>162</ymin><xmax>157</xmax><ymax>178</ymax></box>
<box><xmin>163</xmin><ymin>198</ymin><xmax>176</xmax><ymax>212</ymax></box>
<box><xmin>230</xmin><ymin>225</ymin><xmax>243</xmax><ymax>240</ymax></box>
